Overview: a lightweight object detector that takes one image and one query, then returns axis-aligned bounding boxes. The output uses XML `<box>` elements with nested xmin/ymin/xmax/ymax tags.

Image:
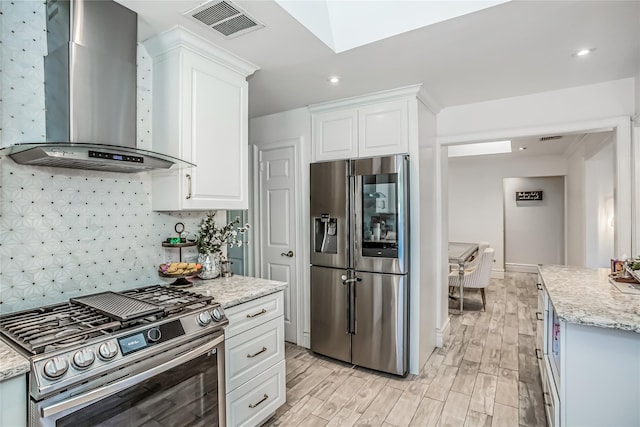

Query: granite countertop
<box><xmin>189</xmin><ymin>275</ymin><xmax>288</xmax><ymax>308</ymax></box>
<box><xmin>0</xmin><ymin>340</ymin><xmax>30</xmax><ymax>382</ymax></box>
<box><xmin>0</xmin><ymin>275</ymin><xmax>287</xmax><ymax>383</ymax></box>
<box><xmin>538</xmin><ymin>264</ymin><xmax>640</xmax><ymax>333</ymax></box>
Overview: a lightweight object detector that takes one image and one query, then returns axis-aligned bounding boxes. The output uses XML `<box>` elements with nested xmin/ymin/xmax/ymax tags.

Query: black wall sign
<box><xmin>516</xmin><ymin>191</ymin><xmax>543</xmax><ymax>201</ymax></box>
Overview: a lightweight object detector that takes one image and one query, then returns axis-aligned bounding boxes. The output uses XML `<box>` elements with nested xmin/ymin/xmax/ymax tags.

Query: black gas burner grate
<box><xmin>0</xmin><ymin>285</ymin><xmax>215</xmax><ymax>355</ymax></box>
<box><xmin>0</xmin><ymin>304</ymin><xmax>120</xmax><ymax>355</ymax></box>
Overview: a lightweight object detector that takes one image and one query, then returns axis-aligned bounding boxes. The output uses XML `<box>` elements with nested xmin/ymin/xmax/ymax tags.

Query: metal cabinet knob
<box><xmin>281</xmin><ymin>250</ymin><xmax>294</xmax><ymax>258</ymax></box>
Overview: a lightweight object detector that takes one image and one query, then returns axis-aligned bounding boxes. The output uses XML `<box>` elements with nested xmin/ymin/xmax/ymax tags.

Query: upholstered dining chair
<box><xmin>448</xmin><ymin>247</ymin><xmax>495</xmax><ymax>311</ymax></box>
<box><xmin>466</xmin><ymin>241</ymin><xmax>490</xmax><ymax>270</ymax></box>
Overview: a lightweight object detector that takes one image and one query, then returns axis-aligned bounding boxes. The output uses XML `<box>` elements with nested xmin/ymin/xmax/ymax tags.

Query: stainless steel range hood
<box><xmin>0</xmin><ymin>0</ymin><xmax>194</xmax><ymax>173</ymax></box>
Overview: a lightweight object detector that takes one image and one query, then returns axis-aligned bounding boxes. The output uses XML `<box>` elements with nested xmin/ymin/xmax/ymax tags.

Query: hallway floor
<box><xmin>264</xmin><ymin>272</ymin><xmax>546</xmax><ymax>426</ymax></box>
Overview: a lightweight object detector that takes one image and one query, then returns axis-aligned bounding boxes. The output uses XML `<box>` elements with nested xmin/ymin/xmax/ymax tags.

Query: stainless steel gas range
<box><xmin>0</xmin><ymin>285</ymin><xmax>228</xmax><ymax>427</ymax></box>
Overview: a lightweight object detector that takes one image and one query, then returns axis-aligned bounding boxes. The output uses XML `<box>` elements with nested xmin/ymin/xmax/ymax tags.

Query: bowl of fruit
<box><xmin>158</xmin><ymin>262</ymin><xmax>202</xmax><ymax>287</ymax></box>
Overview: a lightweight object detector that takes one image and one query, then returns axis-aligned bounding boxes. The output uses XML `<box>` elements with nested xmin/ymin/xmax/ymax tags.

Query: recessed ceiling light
<box><xmin>574</xmin><ymin>48</ymin><xmax>595</xmax><ymax>57</ymax></box>
<box><xmin>328</xmin><ymin>76</ymin><xmax>340</xmax><ymax>84</ymax></box>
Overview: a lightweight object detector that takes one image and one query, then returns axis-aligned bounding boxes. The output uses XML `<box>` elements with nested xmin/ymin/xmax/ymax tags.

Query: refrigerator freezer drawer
<box><xmin>310</xmin><ymin>266</ymin><xmax>351</xmax><ymax>363</ymax></box>
<box><xmin>351</xmin><ymin>271</ymin><xmax>407</xmax><ymax>376</ymax></box>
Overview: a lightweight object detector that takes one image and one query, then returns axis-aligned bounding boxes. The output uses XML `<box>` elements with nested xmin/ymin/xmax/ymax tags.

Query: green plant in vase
<box><xmin>196</xmin><ymin>211</ymin><xmax>250</xmax><ymax>279</ymax></box>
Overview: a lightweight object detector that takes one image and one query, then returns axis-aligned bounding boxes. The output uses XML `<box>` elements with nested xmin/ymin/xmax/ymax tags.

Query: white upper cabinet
<box><xmin>358</xmin><ymin>99</ymin><xmax>409</xmax><ymax>157</ymax></box>
<box><xmin>310</xmin><ymin>87</ymin><xmax>418</xmax><ymax>162</ymax></box>
<box><xmin>312</xmin><ymin>109</ymin><xmax>358</xmax><ymax>161</ymax></box>
<box><xmin>144</xmin><ymin>27</ymin><xmax>259</xmax><ymax>211</ymax></box>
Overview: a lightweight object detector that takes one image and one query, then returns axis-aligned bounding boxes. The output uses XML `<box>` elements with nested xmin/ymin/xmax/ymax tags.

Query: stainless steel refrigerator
<box><xmin>310</xmin><ymin>155</ymin><xmax>409</xmax><ymax>376</ymax></box>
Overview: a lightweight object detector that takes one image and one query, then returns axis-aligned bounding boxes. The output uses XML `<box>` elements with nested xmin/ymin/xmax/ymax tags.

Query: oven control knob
<box><xmin>72</xmin><ymin>348</ymin><xmax>95</xmax><ymax>370</ymax></box>
<box><xmin>43</xmin><ymin>357</ymin><xmax>69</xmax><ymax>379</ymax></box>
<box><xmin>147</xmin><ymin>328</ymin><xmax>161</xmax><ymax>342</ymax></box>
<box><xmin>197</xmin><ymin>311</ymin><xmax>212</xmax><ymax>326</ymax></box>
<box><xmin>211</xmin><ymin>307</ymin><xmax>224</xmax><ymax>322</ymax></box>
<box><xmin>98</xmin><ymin>341</ymin><xmax>118</xmax><ymax>361</ymax></box>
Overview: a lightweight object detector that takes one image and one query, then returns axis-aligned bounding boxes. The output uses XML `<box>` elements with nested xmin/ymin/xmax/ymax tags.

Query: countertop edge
<box><xmin>538</xmin><ymin>264</ymin><xmax>640</xmax><ymax>333</ymax></box>
<box><xmin>0</xmin><ymin>341</ymin><xmax>30</xmax><ymax>383</ymax></box>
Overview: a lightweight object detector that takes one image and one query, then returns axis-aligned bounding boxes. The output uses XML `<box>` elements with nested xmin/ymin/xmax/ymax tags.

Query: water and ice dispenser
<box><xmin>314</xmin><ymin>214</ymin><xmax>338</xmax><ymax>254</ymax></box>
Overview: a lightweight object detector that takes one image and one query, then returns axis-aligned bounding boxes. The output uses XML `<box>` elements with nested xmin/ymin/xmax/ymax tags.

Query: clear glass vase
<box><xmin>198</xmin><ymin>252</ymin><xmax>221</xmax><ymax>279</ymax></box>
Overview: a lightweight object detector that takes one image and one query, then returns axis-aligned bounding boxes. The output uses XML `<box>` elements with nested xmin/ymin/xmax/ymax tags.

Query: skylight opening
<box><xmin>448</xmin><ymin>140</ymin><xmax>512</xmax><ymax>158</ymax></box>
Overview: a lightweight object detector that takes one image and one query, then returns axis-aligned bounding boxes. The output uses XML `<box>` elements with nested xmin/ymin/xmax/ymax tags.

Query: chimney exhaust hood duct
<box><xmin>0</xmin><ymin>0</ymin><xmax>194</xmax><ymax>173</ymax></box>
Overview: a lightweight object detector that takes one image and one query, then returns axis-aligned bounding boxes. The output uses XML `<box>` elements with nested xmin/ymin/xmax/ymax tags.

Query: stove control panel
<box><xmin>118</xmin><ymin>320</ymin><xmax>185</xmax><ymax>356</ymax></box>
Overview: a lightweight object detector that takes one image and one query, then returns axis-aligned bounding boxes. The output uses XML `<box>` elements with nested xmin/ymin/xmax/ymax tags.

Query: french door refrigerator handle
<box><xmin>342</xmin><ymin>274</ymin><xmax>351</xmax><ymax>334</ymax></box>
<box><xmin>350</xmin><ymin>275</ymin><xmax>361</xmax><ymax>334</ymax></box>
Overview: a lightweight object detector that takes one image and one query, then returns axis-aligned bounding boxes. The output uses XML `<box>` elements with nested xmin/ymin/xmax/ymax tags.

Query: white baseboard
<box><xmin>491</xmin><ymin>269</ymin><xmax>505</xmax><ymax>279</ymax></box>
<box><xmin>436</xmin><ymin>317</ymin><xmax>450</xmax><ymax>348</ymax></box>
<box><xmin>505</xmin><ymin>263</ymin><xmax>539</xmax><ymax>273</ymax></box>
<box><xmin>301</xmin><ymin>331</ymin><xmax>310</xmax><ymax>349</ymax></box>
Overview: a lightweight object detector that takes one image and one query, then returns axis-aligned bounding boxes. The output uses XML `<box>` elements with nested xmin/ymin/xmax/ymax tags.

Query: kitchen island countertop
<box><xmin>538</xmin><ymin>264</ymin><xmax>640</xmax><ymax>333</ymax></box>
<box><xmin>0</xmin><ymin>340</ymin><xmax>29</xmax><ymax>382</ymax></box>
<box><xmin>189</xmin><ymin>274</ymin><xmax>287</xmax><ymax>308</ymax></box>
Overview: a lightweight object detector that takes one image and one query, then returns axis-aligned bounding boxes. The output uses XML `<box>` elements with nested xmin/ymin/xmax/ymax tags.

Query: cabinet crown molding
<box><xmin>309</xmin><ymin>84</ymin><xmax>423</xmax><ymax>113</ymax></box>
<box><xmin>143</xmin><ymin>25</ymin><xmax>259</xmax><ymax>78</ymax></box>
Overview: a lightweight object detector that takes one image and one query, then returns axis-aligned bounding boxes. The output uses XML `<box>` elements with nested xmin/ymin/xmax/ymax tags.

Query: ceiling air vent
<box><xmin>186</xmin><ymin>0</ymin><xmax>264</xmax><ymax>39</ymax></box>
<box><xmin>539</xmin><ymin>135</ymin><xmax>563</xmax><ymax>142</ymax></box>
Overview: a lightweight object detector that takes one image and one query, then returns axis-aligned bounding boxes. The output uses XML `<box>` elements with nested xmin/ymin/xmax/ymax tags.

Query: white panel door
<box><xmin>259</xmin><ymin>146</ymin><xmax>297</xmax><ymax>342</ymax></box>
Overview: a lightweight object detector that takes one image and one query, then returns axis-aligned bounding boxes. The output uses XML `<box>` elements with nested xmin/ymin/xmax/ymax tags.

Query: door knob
<box><xmin>281</xmin><ymin>250</ymin><xmax>294</xmax><ymax>258</ymax></box>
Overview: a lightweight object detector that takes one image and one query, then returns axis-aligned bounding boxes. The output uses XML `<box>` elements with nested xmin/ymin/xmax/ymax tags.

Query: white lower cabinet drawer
<box><xmin>226</xmin><ymin>316</ymin><xmax>285</xmax><ymax>390</ymax></box>
<box><xmin>227</xmin><ymin>360</ymin><xmax>286</xmax><ymax>427</ymax></box>
<box><xmin>225</xmin><ymin>292</ymin><xmax>284</xmax><ymax>338</ymax></box>
<box><xmin>542</xmin><ymin>358</ymin><xmax>560</xmax><ymax>427</ymax></box>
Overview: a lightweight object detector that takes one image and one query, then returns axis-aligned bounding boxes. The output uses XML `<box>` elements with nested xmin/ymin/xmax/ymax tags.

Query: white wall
<box><xmin>566</xmin><ymin>132</ymin><xmax>615</xmax><ymax>265</ymax></box>
<box><xmin>585</xmin><ymin>144</ymin><xmax>615</xmax><ymax>267</ymax></box>
<box><xmin>448</xmin><ymin>155</ymin><xmax>567</xmax><ymax>272</ymax></box>
<box><xmin>414</xmin><ymin>99</ymin><xmax>439</xmax><ymax>370</ymax></box>
<box><xmin>438</xmin><ymin>78</ymin><xmax>635</xmax><ymax>140</ymax></box>
<box><xmin>634</xmin><ymin>75</ymin><xmax>640</xmax><ymax>255</ymax></box>
<box><xmin>503</xmin><ymin>176</ymin><xmax>565</xmax><ymax>266</ymax></box>
<box><xmin>249</xmin><ymin>107</ymin><xmax>311</xmax><ymax>346</ymax></box>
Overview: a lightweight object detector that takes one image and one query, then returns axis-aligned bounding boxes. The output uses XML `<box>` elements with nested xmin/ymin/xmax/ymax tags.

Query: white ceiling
<box><xmin>117</xmin><ymin>0</ymin><xmax>640</xmax><ymax>119</ymax></box>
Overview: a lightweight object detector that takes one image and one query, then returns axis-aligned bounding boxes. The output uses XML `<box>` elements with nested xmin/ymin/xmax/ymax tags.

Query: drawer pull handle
<box><xmin>537</xmin><ymin>283</ymin><xmax>543</xmax><ymax>290</ymax></box>
<box><xmin>248</xmin><ymin>393</ymin><xmax>269</xmax><ymax>409</ymax></box>
<box><xmin>247</xmin><ymin>346</ymin><xmax>268</xmax><ymax>358</ymax></box>
<box><xmin>535</xmin><ymin>348</ymin><xmax>543</xmax><ymax>360</ymax></box>
<box><xmin>246</xmin><ymin>309</ymin><xmax>267</xmax><ymax>318</ymax></box>
<box><xmin>536</xmin><ymin>311</ymin><xmax>543</xmax><ymax>321</ymax></box>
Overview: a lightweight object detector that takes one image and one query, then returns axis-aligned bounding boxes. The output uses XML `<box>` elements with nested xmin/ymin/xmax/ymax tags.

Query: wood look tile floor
<box><xmin>264</xmin><ymin>272</ymin><xmax>546</xmax><ymax>427</ymax></box>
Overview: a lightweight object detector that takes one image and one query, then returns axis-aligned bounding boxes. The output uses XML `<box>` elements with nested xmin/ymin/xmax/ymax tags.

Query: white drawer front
<box><xmin>227</xmin><ymin>360</ymin><xmax>286</xmax><ymax>427</ymax></box>
<box><xmin>226</xmin><ymin>317</ymin><xmax>285</xmax><ymax>391</ymax></box>
<box><xmin>225</xmin><ymin>292</ymin><xmax>284</xmax><ymax>338</ymax></box>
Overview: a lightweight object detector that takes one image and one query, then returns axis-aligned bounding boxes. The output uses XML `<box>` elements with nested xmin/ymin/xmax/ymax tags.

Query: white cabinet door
<box><xmin>180</xmin><ymin>51</ymin><xmax>248</xmax><ymax>210</ymax></box>
<box><xmin>358</xmin><ymin>99</ymin><xmax>409</xmax><ymax>157</ymax></box>
<box><xmin>312</xmin><ymin>109</ymin><xmax>358</xmax><ymax>162</ymax></box>
<box><xmin>147</xmin><ymin>29</ymin><xmax>252</xmax><ymax>211</ymax></box>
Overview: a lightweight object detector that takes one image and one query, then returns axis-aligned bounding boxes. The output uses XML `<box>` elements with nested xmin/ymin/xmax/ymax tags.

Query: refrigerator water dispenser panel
<box><xmin>314</xmin><ymin>215</ymin><xmax>338</xmax><ymax>254</ymax></box>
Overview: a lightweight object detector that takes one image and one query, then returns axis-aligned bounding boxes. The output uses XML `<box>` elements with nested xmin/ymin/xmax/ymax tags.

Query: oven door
<box><xmin>32</xmin><ymin>333</ymin><xmax>225</xmax><ymax>427</ymax></box>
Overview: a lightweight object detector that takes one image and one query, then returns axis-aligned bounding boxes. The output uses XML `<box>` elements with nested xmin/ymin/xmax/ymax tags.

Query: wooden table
<box><xmin>448</xmin><ymin>242</ymin><xmax>479</xmax><ymax>313</ymax></box>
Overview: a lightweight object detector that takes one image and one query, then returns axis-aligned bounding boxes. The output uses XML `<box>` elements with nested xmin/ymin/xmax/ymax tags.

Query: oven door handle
<box><xmin>41</xmin><ymin>334</ymin><xmax>224</xmax><ymax>419</ymax></box>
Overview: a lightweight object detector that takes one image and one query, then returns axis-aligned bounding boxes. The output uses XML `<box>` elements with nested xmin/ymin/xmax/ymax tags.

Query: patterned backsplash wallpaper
<box><xmin>0</xmin><ymin>1</ymin><xmax>213</xmax><ymax>313</ymax></box>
